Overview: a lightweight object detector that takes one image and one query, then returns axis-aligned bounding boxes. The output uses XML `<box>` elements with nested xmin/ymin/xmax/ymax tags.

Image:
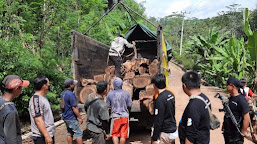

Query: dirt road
<box><xmin>23</xmin><ymin>62</ymin><xmax>253</xmax><ymax>144</ymax></box>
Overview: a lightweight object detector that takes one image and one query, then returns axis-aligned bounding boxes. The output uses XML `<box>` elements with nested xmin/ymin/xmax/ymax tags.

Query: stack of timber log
<box><xmin>79</xmin><ymin>58</ymin><xmax>160</xmax><ymax>114</ymax></box>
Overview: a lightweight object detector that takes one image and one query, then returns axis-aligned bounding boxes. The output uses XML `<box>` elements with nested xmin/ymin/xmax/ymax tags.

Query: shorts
<box><xmin>32</xmin><ymin>136</ymin><xmax>55</xmax><ymax>144</ymax></box>
<box><xmin>64</xmin><ymin>120</ymin><xmax>83</xmax><ymax>138</ymax></box>
<box><xmin>110</xmin><ymin>117</ymin><xmax>129</xmax><ymax>138</ymax></box>
<box><xmin>89</xmin><ymin>130</ymin><xmax>106</xmax><ymax>144</ymax></box>
<box><xmin>158</xmin><ymin>132</ymin><xmax>176</xmax><ymax>144</ymax></box>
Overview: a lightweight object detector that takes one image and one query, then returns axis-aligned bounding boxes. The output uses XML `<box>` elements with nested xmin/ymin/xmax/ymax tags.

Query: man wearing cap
<box><xmin>240</xmin><ymin>77</ymin><xmax>257</xmax><ymax>100</ymax></box>
<box><xmin>0</xmin><ymin>75</ymin><xmax>29</xmax><ymax>144</ymax></box>
<box><xmin>29</xmin><ymin>75</ymin><xmax>55</xmax><ymax>144</ymax></box>
<box><xmin>223</xmin><ymin>77</ymin><xmax>250</xmax><ymax>144</ymax></box>
<box><xmin>109</xmin><ymin>34</ymin><xmax>136</xmax><ymax>77</ymax></box>
<box><xmin>61</xmin><ymin>78</ymin><xmax>83</xmax><ymax>144</ymax></box>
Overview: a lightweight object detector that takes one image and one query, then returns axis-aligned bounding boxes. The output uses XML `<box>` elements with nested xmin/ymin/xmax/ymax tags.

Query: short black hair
<box><xmin>0</xmin><ymin>87</ymin><xmax>13</xmax><ymax>93</ymax></box>
<box><xmin>97</xmin><ymin>81</ymin><xmax>108</xmax><ymax>94</ymax></box>
<box><xmin>151</xmin><ymin>73</ymin><xmax>166</xmax><ymax>89</ymax></box>
<box><xmin>182</xmin><ymin>71</ymin><xmax>201</xmax><ymax>89</ymax></box>
<box><xmin>34</xmin><ymin>75</ymin><xmax>48</xmax><ymax>90</ymax></box>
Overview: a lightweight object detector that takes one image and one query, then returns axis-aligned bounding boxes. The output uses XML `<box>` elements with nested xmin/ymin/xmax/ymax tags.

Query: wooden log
<box><xmin>81</xmin><ymin>78</ymin><xmax>97</xmax><ymax>87</ymax></box>
<box><xmin>132</xmin><ymin>74</ymin><xmax>151</xmax><ymax>88</ymax></box>
<box><xmin>94</xmin><ymin>74</ymin><xmax>105</xmax><ymax>82</ymax></box>
<box><xmin>124</xmin><ymin>72</ymin><xmax>135</xmax><ymax>80</ymax></box>
<box><xmin>146</xmin><ymin>84</ymin><xmax>155</xmax><ymax>96</ymax></box>
<box><xmin>139</xmin><ymin>90</ymin><xmax>153</xmax><ymax>114</ymax></box>
<box><xmin>79</xmin><ymin>85</ymin><xmax>96</xmax><ymax>103</ymax></box>
<box><xmin>149</xmin><ymin>60</ymin><xmax>159</xmax><ymax>76</ymax></box>
<box><xmin>122</xmin><ymin>60</ymin><xmax>133</xmax><ymax>72</ymax></box>
<box><xmin>105</xmin><ymin>66</ymin><xmax>115</xmax><ymax>75</ymax></box>
<box><xmin>104</xmin><ymin>74</ymin><xmax>112</xmax><ymax>83</ymax></box>
<box><xmin>139</xmin><ymin>90</ymin><xmax>147</xmax><ymax>99</ymax></box>
<box><xmin>151</xmin><ymin>59</ymin><xmax>160</xmax><ymax>65</ymax></box>
<box><xmin>110</xmin><ymin>66</ymin><xmax>115</xmax><ymax>75</ymax></box>
<box><xmin>122</xmin><ymin>80</ymin><xmax>133</xmax><ymax>98</ymax></box>
<box><xmin>109</xmin><ymin>76</ymin><xmax>117</xmax><ymax>91</ymax></box>
<box><xmin>138</xmin><ymin>66</ymin><xmax>147</xmax><ymax>75</ymax></box>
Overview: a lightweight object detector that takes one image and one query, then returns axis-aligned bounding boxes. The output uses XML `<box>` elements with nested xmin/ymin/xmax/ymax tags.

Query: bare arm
<box><xmin>185</xmin><ymin>138</ymin><xmax>193</xmax><ymax>144</ymax></box>
<box><xmin>34</xmin><ymin>116</ymin><xmax>52</xmax><ymax>144</ymax></box>
<box><xmin>241</xmin><ymin>112</ymin><xmax>250</xmax><ymax>135</ymax></box>
<box><xmin>139</xmin><ymin>96</ymin><xmax>153</xmax><ymax>102</ymax></box>
<box><xmin>72</xmin><ymin>106</ymin><xmax>83</xmax><ymax>124</ymax></box>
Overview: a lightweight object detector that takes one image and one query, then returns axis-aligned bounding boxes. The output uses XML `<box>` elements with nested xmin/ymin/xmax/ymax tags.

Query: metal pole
<box><xmin>179</xmin><ymin>13</ymin><xmax>185</xmax><ymax>56</ymax></box>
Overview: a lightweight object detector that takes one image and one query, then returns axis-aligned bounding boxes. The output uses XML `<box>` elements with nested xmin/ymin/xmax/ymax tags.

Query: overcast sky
<box><xmin>134</xmin><ymin>0</ymin><xmax>257</xmax><ymax>19</ymax></box>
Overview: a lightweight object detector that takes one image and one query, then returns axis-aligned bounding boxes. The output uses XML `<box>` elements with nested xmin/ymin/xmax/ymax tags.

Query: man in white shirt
<box><xmin>109</xmin><ymin>34</ymin><xmax>135</xmax><ymax>77</ymax></box>
<box><xmin>240</xmin><ymin>77</ymin><xmax>257</xmax><ymax>100</ymax></box>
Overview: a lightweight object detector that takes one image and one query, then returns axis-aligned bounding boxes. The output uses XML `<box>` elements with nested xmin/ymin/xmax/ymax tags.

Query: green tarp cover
<box><xmin>124</xmin><ymin>24</ymin><xmax>172</xmax><ymax>59</ymax></box>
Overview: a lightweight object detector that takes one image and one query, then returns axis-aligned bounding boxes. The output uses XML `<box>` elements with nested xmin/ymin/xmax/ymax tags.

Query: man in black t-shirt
<box><xmin>223</xmin><ymin>78</ymin><xmax>250</xmax><ymax>144</ymax></box>
<box><xmin>151</xmin><ymin>73</ymin><xmax>177</xmax><ymax>144</ymax></box>
<box><xmin>179</xmin><ymin>71</ymin><xmax>211</xmax><ymax>144</ymax></box>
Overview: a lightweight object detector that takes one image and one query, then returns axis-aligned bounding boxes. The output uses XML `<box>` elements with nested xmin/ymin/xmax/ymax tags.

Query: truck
<box><xmin>71</xmin><ymin>23</ymin><xmax>171</xmax><ymax>127</ymax></box>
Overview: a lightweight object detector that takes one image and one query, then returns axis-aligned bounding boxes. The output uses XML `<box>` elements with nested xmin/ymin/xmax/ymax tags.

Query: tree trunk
<box><xmin>94</xmin><ymin>74</ymin><xmax>105</xmax><ymax>82</ymax></box>
<box><xmin>122</xmin><ymin>60</ymin><xmax>133</xmax><ymax>72</ymax></box>
<box><xmin>122</xmin><ymin>80</ymin><xmax>133</xmax><ymax>98</ymax></box>
<box><xmin>105</xmin><ymin>66</ymin><xmax>115</xmax><ymax>75</ymax></box>
<box><xmin>80</xmin><ymin>78</ymin><xmax>97</xmax><ymax>87</ymax></box>
<box><xmin>139</xmin><ymin>90</ymin><xmax>153</xmax><ymax>114</ymax></box>
<box><xmin>146</xmin><ymin>84</ymin><xmax>155</xmax><ymax>96</ymax></box>
<box><xmin>139</xmin><ymin>66</ymin><xmax>147</xmax><ymax>75</ymax></box>
<box><xmin>79</xmin><ymin>85</ymin><xmax>96</xmax><ymax>103</ymax></box>
<box><xmin>124</xmin><ymin>72</ymin><xmax>135</xmax><ymax>80</ymax></box>
<box><xmin>104</xmin><ymin>74</ymin><xmax>113</xmax><ymax>83</ymax></box>
<box><xmin>132</xmin><ymin>74</ymin><xmax>151</xmax><ymax>88</ymax></box>
<box><xmin>109</xmin><ymin>76</ymin><xmax>117</xmax><ymax>91</ymax></box>
<box><xmin>149</xmin><ymin>59</ymin><xmax>159</xmax><ymax>76</ymax></box>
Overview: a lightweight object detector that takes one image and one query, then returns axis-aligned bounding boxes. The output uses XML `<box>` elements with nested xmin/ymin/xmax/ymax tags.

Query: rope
<box><xmin>84</xmin><ymin>2</ymin><xmax>120</xmax><ymax>34</ymax></box>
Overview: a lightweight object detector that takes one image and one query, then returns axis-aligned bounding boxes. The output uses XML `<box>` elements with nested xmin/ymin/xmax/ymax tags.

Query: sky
<box><xmin>134</xmin><ymin>0</ymin><xmax>257</xmax><ymax>19</ymax></box>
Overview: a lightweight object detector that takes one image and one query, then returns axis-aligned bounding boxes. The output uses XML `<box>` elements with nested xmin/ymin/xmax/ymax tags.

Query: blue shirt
<box><xmin>61</xmin><ymin>90</ymin><xmax>78</xmax><ymax>120</ymax></box>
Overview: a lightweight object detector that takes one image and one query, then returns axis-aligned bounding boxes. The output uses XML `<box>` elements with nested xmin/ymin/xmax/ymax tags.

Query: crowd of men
<box><xmin>0</xmin><ymin>71</ymin><xmax>255</xmax><ymax>144</ymax></box>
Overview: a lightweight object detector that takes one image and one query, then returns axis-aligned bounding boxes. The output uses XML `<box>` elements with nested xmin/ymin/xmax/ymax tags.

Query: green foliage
<box><xmin>187</xmin><ymin>28</ymin><xmax>254</xmax><ymax>88</ymax></box>
<box><xmin>244</xmin><ymin>8</ymin><xmax>257</xmax><ymax>71</ymax></box>
<box><xmin>0</xmin><ymin>0</ymin><xmax>147</xmax><ymax>118</ymax></box>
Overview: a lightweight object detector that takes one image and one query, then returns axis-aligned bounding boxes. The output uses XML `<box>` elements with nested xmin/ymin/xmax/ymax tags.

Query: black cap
<box><xmin>240</xmin><ymin>77</ymin><xmax>247</xmax><ymax>83</ymax></box>
<box><xmin>64</xmin><ymin>78</ymin><xmax>78</xmax><ymax>87</ymax></box>
<box><xmin>227</xmin><ymin>77</ymin><xmax>243</xmax><ymax>89</ymax></box>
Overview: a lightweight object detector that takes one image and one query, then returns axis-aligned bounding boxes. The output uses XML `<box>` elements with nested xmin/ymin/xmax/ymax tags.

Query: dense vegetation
<box><xmin>0</xmin><ymin>0</ymin><xmax>147</xmax><ymax>117</ymax></box>
<box><xmin>157</xmin><ymin>5</ymin><xmax>257</xmax><ymax>88</ymax></box>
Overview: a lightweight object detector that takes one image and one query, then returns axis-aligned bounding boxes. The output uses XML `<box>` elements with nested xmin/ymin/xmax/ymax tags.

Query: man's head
<box><xmin>33</xmin><ymin>75</ymin><xmax>50</xmax><ymax>92</ymax></box>
<box><xmin>64</xmin><ymin>78</ymin><xmax>78</xmax><ymax>91</ymax></box>
<box><xmin>240</xmin><ymin>77</ymin><xmax>247</xmax><ymax>87</ymax></box>
<box><xmin>113</xmin><ymin>77</ymin><xmax>123</xmax><ymax>90</ymax></box>
<box><xmin>226</xmin><ymin>77</ymin><xmax>243</xmax><ymax>94</ymax></box>
<box><xmin>1</xmin><ymin>75</ymin><xmax>30</xmax><ymax>97</ymax></box>
<box><xmin>151</xmin><ymin>73</ymin><xmax>166</xmax><ymax>90</ymax></box>
<box><xmin>181</xmin><ymin>71</ymin><xmax>201</xmax><ymax>95</ymax></box>
<box><xmin>97</xmin><ymin>81</ymin><xmax>108</xmax><ymax>95</ymax></box>
<box><xmin>119</xmin><ymin>34</ymin><xmax>125</xmax><ymax>38</ymax></box>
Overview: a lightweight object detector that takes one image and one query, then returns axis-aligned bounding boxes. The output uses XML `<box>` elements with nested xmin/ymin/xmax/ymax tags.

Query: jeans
<box><xmin>32</xmin><ymin>136</ymin><xmax>55</xmax><ymax>144</ymax></box>
<box><xmin>64</xmin><ymin>120</ymin><xmax>83</xmax><ymax>138</ymax></box>
<box><xmin>110</xmin><ymin>56</ymin><xmax>122</xmax><ymax>77</ymax></box>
